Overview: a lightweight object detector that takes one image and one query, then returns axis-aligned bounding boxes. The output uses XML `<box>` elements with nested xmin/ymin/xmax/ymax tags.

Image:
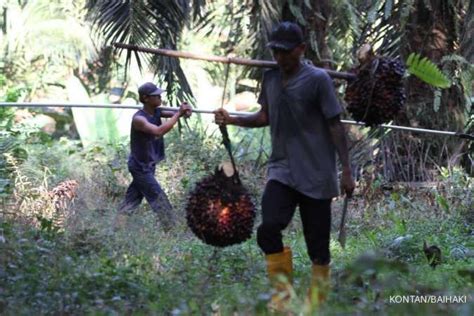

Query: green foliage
<box><xmin>327</xmin><ymin>0</ymin><xmax>362</xmax><ymax>68</ymax></box>
<box><xmin>65</xmin><ymin>75</ymin><xmax>129</xmax><ymax>146</ymax></box>
<box><xmin>36</xmin><ymin>215</ymin><xmax>62</xmax><ymax>239</ymax></box>
<box><xmin>85</xmin><ymin>0</ymin><xmax>202</xmax><ymax>101</ymax></box>
<box><xmin>0</xmin><ymin>76</ymin><xmax>41</xmax><ymax>198</ymax></box>
<box><xmin>1</xmin><ymin>192</ymin><xmax>472</xmax><ymax>314</ymax></box>
<box><xmin>1</xmin><ymin>126</ymin><xmax>473</xmax><ymax>315</ymax></box>
<box><xmin>1</xmin><ymin>0</ymin><xmax>97</xmax><ymax>100</ymax></box>
<box><xmin>441</xmin><ymin>54</ymin><xmax>474</xmax><ymax>113</ymax></box>
<box><xmin>0</xmin><ymin>2</ymin><xmax>472</xmax><ymax>312</ymax></box>
<box><xmin>406</xmin><ymin>53</ymin><xmax>451</xmax><ymax>88</ymax></box>
<box><xmin>0</xmin><ymin>75</ymin><xmax>27</xmax><ymax>130</ymax></box>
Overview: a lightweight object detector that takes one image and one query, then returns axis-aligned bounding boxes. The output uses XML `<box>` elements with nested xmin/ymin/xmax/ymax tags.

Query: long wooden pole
<box><xmin>113</xmin><ymin>43</ymin><xmax>357</xmax><ymax>81</ymax></box>
<box><xmin>0</xmin><ymin>102</ymin><xmax>472</xmax><ymax>140</ymax></box>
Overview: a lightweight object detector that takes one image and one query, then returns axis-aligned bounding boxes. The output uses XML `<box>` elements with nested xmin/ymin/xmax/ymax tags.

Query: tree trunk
<box><xmin>460</xmin><ymin>0</ymin><xmax>474</xmax><ymax>64</ymax></box>
<box><xmin>459</xmin><ymin>0</ymin><xmax>474</xmax><ymax>175</ymax></box>
<box><xmin>395</xmin><ymin>0</ymin><xmax>468</xmax><ymax>175</ymax></box>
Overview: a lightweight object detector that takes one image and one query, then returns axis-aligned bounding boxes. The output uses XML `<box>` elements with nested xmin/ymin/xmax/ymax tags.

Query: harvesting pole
<box><xmin>0</xmin><ymin>102</ymin><xmax>472</xmax><ymax>141</ymax></box>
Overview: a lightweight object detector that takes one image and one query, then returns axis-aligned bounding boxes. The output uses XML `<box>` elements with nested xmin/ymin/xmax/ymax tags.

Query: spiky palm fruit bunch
<box><xmin>186</xmin><ymin>168</ymin><xmax>255</xmax><ymax>247</ymax></box>
<box><xmin>345</xmin><ymin>57</ymin><xmax>406</xmax><ymax>126</ymax></box>
<box><xmin>49</xmin><ymin>180</ymin><xmax>78</xmax><ymax>212</ymax></box>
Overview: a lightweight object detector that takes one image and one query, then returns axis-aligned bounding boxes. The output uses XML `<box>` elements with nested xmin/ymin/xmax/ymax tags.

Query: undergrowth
<box><xmin>0</xmin><ymin>126</ymin><xmax>473</xmax><ymax>315</ymax></box>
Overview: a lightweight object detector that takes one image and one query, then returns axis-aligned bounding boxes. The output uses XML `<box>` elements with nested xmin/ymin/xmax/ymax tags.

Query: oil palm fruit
<box><xmin>185</xmin><ymin>166</ymin><xmax>255</xmax><ymax>247</ymax></box>
<box><xmin>345</xmin><ymin>55</ymin><xmax>406</xmax><ymax>126</ymax></box>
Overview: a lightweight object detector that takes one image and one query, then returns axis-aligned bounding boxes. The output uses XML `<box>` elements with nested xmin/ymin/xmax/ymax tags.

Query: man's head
<box><xmin>138</xmin><ymin>82</ymin><xmax>164</xmax><ymax>105</ymax></box>
<box><xmin>267</xmin><ymin>22</ymin><xmax>306</xmax><ymax>73</ymax></box>
<box><xmin>267</xmin><ymin>21</ymin><xmax>304</xmax><ymax>51</ymax></box>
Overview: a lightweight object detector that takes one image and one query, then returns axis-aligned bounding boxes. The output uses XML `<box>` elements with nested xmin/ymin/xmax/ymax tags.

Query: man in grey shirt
<box><xmin>214</xmin><ymin>22</ymin><xmax>355</xmax><ymax>310</ymax></box>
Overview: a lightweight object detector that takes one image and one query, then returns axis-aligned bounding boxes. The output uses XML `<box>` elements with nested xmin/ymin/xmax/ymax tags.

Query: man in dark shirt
<box><xmin>118</xmin><ymin>82</ymin><xmax>191</xmax><ymax>228</ymax></box>
<box><xmin>214</xmin><ymin>22</ymin><xmax>355</xmax><ymax>310</ymax></box>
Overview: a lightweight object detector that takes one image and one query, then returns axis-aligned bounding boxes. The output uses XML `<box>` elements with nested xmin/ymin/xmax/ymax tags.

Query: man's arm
<box><xmin>161</xmin><ymin>102</ymin><xmax>192</xmax><ymax>118</ymax></box>
<box><xmin>328</xmin><ymin>115</ymin><xmax>355</xmax><ymax>196</ymax></box>
<box><xmin>133</xmin><ymin>113</ymin><xmax>180</xmax><ymax>137</ymax></box>
<box><xmin>214</xmin><ymin>103</ymin><xmax>269</xmax><ymax>127</ymax></box>
<box><xmin>160</xmin><ymin>110</ymin><xmax>175</xmax><ymax>118</ymax></box>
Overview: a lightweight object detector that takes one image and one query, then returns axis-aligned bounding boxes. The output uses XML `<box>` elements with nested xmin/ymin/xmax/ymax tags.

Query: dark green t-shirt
<box><xmin>258</xmin><ymin>63</ymin><xmax>342</xmax><ymax>199</ymax></box>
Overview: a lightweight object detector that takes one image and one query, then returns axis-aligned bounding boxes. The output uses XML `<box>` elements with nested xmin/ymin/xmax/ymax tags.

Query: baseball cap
<box><xmin>138</xmin><ymin>82</ymin><xmax>164</xmax><ymax>96</ymax></box>
<box><xmin>267</xmin><ymin>22</ymin><xmax>304</xmax><ymax>51</ymax></box>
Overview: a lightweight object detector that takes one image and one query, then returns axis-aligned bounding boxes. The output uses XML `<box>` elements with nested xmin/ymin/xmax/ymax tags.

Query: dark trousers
<box><xmin>119</xmin><ymin>166</ymin><xmax>175</xmax><ymax>227</ymax></box>
<box><xmin>257</xmin><ymin>180</ymin><xmax>332</xmax><ymax>265</ymax></box>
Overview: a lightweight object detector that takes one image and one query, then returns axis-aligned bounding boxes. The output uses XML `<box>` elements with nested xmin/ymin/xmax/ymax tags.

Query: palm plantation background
<box><xmin>0</xmin><ymin>0</ymin><xmax>473</xmax><ymax>314</ymax></box>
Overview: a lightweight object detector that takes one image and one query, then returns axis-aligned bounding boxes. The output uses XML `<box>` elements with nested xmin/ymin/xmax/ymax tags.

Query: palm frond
<box><xmin>86</xmin><ymin>1</ymin><xmax>159</xmax><ymax>48</ymax></box>
<box><xmin>85</xmin><ymin>0</ymin><xmax>200</xmax><ymax>99</ymax></box>
<box><xmin>328</xmin><ymin>0</ymin><xmax>362</xmax><ymax>68</ymax></box>
<box><xmin>245</xmin><ymin>0</ymin><xmax>285</xmax><ymax>78</ymax></box>
<box><xmin>287</xmin><ymin>0</ymin><xmax>309</xmax><ymax>25</ymax></box>
<box><xmin>348</xmin><ymin>0</ymin><xmax>415</xmax><ymax>60</ymax></box>
<box><xmin>1</xmin><ymin>0</ymin><xmax>97</xmax><ymax>99</ymax></box>
<box><xmin>406</xmin><ymin>53</ymin><xmax>451</xmax><ymax>88</ymax></box>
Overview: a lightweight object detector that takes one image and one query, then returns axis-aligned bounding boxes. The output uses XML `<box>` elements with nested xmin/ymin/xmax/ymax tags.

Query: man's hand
<box><xmin>341</xmin><ymin>169</ymin><xmax>355</xmax><ymax>198</ymax></box>
<box><xmin>213</xmin><ymin>108</ymin><xmax>232</xmax><ymax>125</ymax></box>
<box><xmin>179</xmin><ymin>102</ymin><xmax>192</xmax><ymax>118</ymax></box>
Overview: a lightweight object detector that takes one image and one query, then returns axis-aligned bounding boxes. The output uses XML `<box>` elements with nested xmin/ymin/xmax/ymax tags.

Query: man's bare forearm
<box><xmin>155</xmin><ymin>113</ymin><xmax>180</xmax><ymax>136</ymax></box>
<box><xmin>229</xmin><ymin>111</ymin><xmax>268</xmax><ymax>128</ymax></box>
<box><xmin>160</xmin><ymin>110</ymin><xmax>175</xmax><ymax>118</ymax></box>
<box><xmin>328</xmin><ymin>118</ymin><xmax>351</xmax><ymax>172</ymax></box>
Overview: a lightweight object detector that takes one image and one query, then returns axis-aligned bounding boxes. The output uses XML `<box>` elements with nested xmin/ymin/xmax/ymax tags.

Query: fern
<box><xmin>406</xmin><ymin>53</ymin><xmax>451</xmax><ymax>88</ymax></box>
<box><xmin>441</xmin><ymin>54</ymin><xmax>474</xmax><ymax>98</ymax></box>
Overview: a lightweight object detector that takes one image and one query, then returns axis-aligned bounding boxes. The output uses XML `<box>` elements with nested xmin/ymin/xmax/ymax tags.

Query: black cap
<box><xmin>267</xmin><ymin>22</ymin><xmax>304</xmax><ymax>50</ymax></box>
<box><xmin>138</xmin><ymin>82</ymin><xmax>164</xmax><ymax>96</ymax></box>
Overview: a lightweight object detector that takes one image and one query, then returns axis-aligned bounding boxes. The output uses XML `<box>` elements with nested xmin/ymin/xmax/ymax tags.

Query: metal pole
<box><xmin>0</xmin><ymin>102</ymin><xmax>247</xmax><ymax>116</ymax></box>
<box><xmin>0</xmin><ymin>102</ymin><xmax>142</xmax><ymax>110</ymax></box>
<box><xmin>0</xmin><ymin>102</ymin><xmax>472</xmax><ymax>140</ymax></box>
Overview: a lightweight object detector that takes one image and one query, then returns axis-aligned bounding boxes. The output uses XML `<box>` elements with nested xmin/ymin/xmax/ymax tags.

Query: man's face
<box><xmin>145</xmin><ymin>94</ymin><xmax>162</xmax><ymax>107</ymax></box>
<box><xmin>271</xmin><ymin>44</ymin><xmax>305</xmax><ymax>73</ymax></box>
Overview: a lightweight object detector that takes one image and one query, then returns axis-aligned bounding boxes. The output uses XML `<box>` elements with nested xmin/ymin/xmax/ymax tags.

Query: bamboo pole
<box><xmin>113</xmin><ymin>43</ymin><xmax>357</xmax><ymax>81</ymax></box>
<box><xmin>0</xmin><ymin>102</ymin><xmax>472</xmax><ymax>140</ymax></box>
<box><xmin>106</xmin><ymin>44</ymin><xmax>473</xmax><ymax>140</ymax></box>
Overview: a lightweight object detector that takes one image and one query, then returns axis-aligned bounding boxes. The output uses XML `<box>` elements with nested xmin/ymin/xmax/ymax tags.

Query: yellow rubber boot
<box><xmin>265</xmin><ymin>246</ymin><xmax>293</xmax><ymax>311</ymax></box>
<box><xmin>308</xmin><ymin>264</ymin><xmax>330</xmax><ymax>307</ymax></box>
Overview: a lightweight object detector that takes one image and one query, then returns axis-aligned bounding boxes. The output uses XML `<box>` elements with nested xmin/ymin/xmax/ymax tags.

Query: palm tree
<box><xmin>1</xmin><ymin>0</ymin><xmax>97</xmax><ymax>100</ymax></box>
<box><xmin>85</xmin><ymin>0</ymin><xmax>209</xmax><ymax>104</ymax></box>
<box><xmin>395</xmin><ymin>0</ymin><xmax>472</xmax><ymax>176</ymax></box>
<box><xmin>85</xmin><ymin>0</ymin><xmax>472</xmax><ymax>176</ymax></box>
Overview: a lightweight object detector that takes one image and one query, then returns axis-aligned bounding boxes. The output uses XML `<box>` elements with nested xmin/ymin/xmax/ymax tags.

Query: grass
<box><xmin>0</xmin><ymin>130</ymin><xmax>473</xmax><ymax>315</ymax></box>
<box><xmin>1</xmin><ymin>209</ymin><xmax>472</xmax><ymax>315</ymax></box>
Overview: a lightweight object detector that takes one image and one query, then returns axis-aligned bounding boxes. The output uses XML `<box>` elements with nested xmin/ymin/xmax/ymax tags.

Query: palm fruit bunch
<box><xmin>185</xmin><ymin>166</ymin><xmax>255</xmax><ymax>247</ymax></box>
<box><xmin>345</xmin><ymin>45</ymin><xmax>406</xmax><ymax>126</ymax></box>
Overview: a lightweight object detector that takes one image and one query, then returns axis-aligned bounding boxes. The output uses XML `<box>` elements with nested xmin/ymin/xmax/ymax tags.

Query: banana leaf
<box><xmin>65</xmin><ymin>76</ymin><xmax>133</xmax><ymax>146</ymax></box>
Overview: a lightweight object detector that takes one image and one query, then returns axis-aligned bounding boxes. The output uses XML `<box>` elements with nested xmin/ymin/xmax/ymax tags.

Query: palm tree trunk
<box><xmin>460</xmin><ymin>0</ymin><xmax>474</xmax><ymax>175</ymax></box>
<box><xmin>399</xmin><ymin>0</ymin><xmax>467</xmax><ymax>171</ymax></box>
<box><xmin>403</xmin><ymin>0</ymin><xmax>465</xmax><ymax>123</ymax></box>
<box><xmin>460</xmin><ymin>0</ymin><xmax>473</xmax><ymax>63</ymax></box>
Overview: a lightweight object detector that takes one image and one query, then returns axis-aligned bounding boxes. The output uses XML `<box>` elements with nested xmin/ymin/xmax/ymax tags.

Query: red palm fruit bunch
<box><xmin>345</xmin><ymin>49</ymin><xmax>406</xmax><ymax>126</ymax></box>
<box><xmin>185</xmin><ymin>167</ymin><xmax>256</xmax><ymax>247</ymax></box>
